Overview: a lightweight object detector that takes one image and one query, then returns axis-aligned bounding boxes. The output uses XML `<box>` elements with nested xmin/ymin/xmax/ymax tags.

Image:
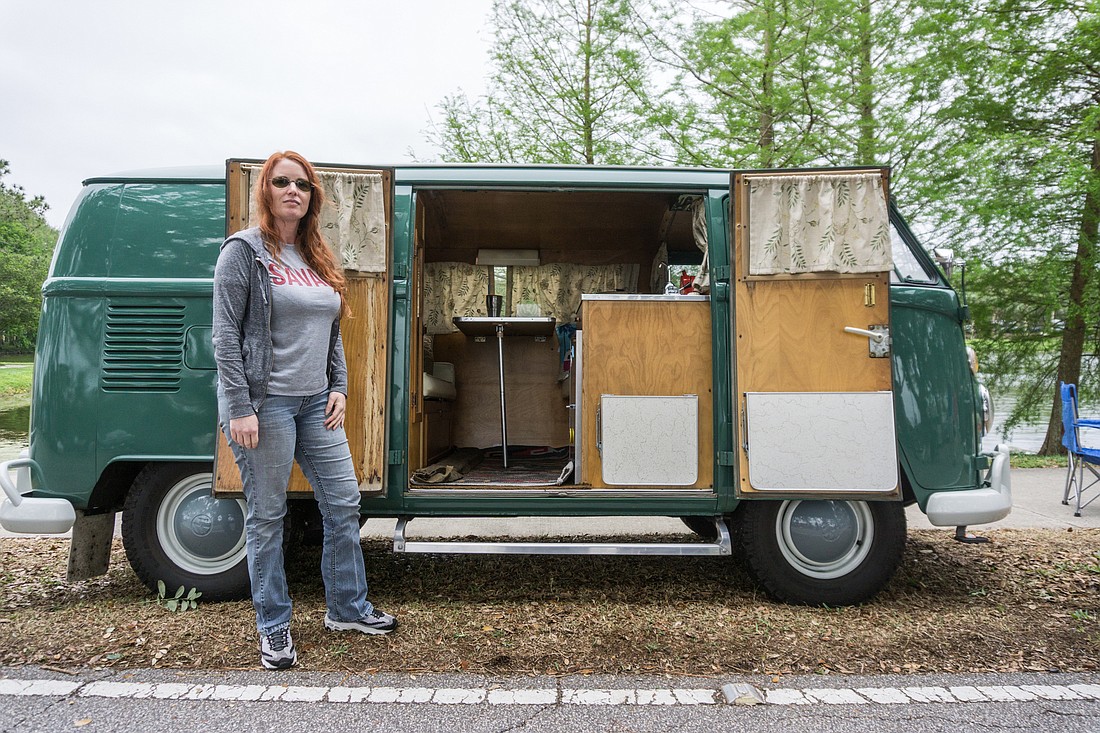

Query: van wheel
<box><xmin>679</xmin><ymin>516</ymin><xmax>720</xmax><ymax>540</ymax></box>
<box><xmin>122</xmin><ymin>463</ymin><xmax>249</xmax><ymax>601</ymax></box>
<box><xmin>734</xmin><ymin>499</ymin><xmax>906</xmax><ymax>606</ymax></box>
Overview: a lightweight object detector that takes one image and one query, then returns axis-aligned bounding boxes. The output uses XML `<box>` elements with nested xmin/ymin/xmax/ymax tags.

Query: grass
<box><xmin>1</xmin><ymin>529</ymin><xmax>1097</xmax><ymax>676</ymax></box>
<box><xmin>0</xmin><ymin>366</ymin><xmax>33</xmax><ymax>398</ymax></box>
<box><xmin>1011</xmin><ymin>453</ymin><xmax>1069</xmax><ymax>469</ymax></box>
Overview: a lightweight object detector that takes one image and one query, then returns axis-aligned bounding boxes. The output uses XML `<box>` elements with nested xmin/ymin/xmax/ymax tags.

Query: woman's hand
<box><xmin>325</xmin><ymin>391</ymin><xmax>347</xmax><ymax>430</ymax></box>
<box><xmin>229</xmin><ymin>415</ymin><xmax>259</xmax><ymax>449</ymax></box>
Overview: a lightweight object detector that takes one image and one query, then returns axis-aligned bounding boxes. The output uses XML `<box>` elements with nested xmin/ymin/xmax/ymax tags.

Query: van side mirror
<box><xmin>932</xmin><ymin>248</ymin><xmax>957</xmax><ymax>279</ymax></box>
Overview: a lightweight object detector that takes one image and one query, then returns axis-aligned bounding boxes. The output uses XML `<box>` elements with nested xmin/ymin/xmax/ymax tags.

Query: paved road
<box><xmin>1</xmin><ymin>668</ymin><xmax>1096</xmax><ymax>732</ymax></box>
<box><xmin>2</xmin><ymin>467</ymin><xmax>1096</xmax><ymax>731</ymax></box>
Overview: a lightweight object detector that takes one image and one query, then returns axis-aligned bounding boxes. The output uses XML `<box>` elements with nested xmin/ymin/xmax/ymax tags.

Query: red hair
<box><xmin>254</xmin><ymin>151</ymin><xmax>349</xmax><ymax>316</ymax></box>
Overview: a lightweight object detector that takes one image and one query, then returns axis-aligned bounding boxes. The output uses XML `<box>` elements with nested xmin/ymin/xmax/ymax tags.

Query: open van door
<box><xmin>214</xmin><ymin>159</ymin><xmax>393</xmax><ymax>497</ymax></box>
<box><xmin>730</xmin><ymin>168</ymin><xmax>899</xmax><ymax>498</ymax></box>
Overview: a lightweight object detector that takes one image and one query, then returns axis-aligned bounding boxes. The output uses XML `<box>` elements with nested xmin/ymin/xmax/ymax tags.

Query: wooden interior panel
<box><xmin>341</xmin><ymin>274</ymin><xmax>389</xmax><ymax>490</ymax></box>
<box><xmin>225</xmin><ymin>160</ymin><xmax>251</xmax><ymax>237</ymax></box>
<box><xmin>731</xmin><ymin>169</ymin><xmax>895</xmax><ymax>497</ymax></box>
<box><xmin>432</xmin><ymin>331</ymin><xmax>569</xmax><ymax>450</ymax></box>
<box><xmin>735</xmin><ymin>275</ymin><xmax>891</xmax><ymax>393</ymax></box>
<box><xmin>215</xmin><ymin>162</ymin><xmax>392</xmax><ymax>496</ymax></box>
<box><xmin>580</xmin><ymin>299</ymin><xmax>713</xmax><ymax>489</ymax></box>
<box><xmin>417</xmin><ymin>190</ymin><xmax>699</xmax><ymax>288</ymax></box>
<box><xmin>213</xmin><ymin>274</ymin><xmax>389</xmax><ymax>496</ymax></box>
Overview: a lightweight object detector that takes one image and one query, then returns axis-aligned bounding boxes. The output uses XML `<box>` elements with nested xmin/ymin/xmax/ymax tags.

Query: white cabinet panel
<box><xmin>600</xmin><ymin>395</ymin><xmax>698</xmax><ymax>486</ymax></box>
<box><xmin>744</xmin><ymin>391</ymin><xmax>897</xmax><ymax>492</ymax></box>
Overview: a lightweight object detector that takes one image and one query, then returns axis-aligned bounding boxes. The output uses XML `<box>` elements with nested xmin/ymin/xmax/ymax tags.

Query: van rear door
<box><xmin>214</xmin><ymin>159</ymin><xmax>394</xmax><ymax>497</ymax></box>
<box><xmin>730</xmin><ymin>168</ymin><xmax>899</xmax><ymax>498</ymax></box>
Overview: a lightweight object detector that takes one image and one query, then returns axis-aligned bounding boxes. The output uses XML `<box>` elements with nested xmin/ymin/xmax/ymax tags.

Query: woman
<box><xmin>212</xmin><ymin>151</ymin><xmax>396</xmax><ymax>671</ymax></box>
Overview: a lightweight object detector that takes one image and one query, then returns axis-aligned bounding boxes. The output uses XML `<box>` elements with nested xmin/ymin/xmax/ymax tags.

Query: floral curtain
<box><xmin>246</xmin><ymin>166</ymin><xmax>387</xmax><ymax>272</ymax></box>
<box><xmin>423</xmin><ymin>263</ymin><xmax>491</xmax><ymax>334</ymax></box>
<box><xmin>691</xmin><ymin>196</ymin><xmax>710</xmax><ymax>292</ymax></box>
<box><xmin>511</xmin><ymin>263</ymin><xmax>640</xmax><ymax>324</ymax></box>
<box><xmin>747</xmin><ymin>172</ymin><xmax>891</xmax><ymax>275</ymax></box>
<box><xmin>422</xmin><ymin>262</ymin><xmax>639</xmax><ymax>333</ymax></box>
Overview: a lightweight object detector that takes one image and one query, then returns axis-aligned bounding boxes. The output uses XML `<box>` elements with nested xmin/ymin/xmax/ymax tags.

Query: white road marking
<box><xmin>0</xmin><ymin>680</ymin><xmax>81</xmax><ymax>696</ymax></box>
<box><xmin>0</xmin><ymin>678</ymin><xmax>1097</xmax><ymax>707</ymax></box>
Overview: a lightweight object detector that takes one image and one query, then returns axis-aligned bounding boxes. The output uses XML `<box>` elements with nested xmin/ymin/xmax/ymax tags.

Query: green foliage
<box><xmin>154</xmin><ymin>579</ymin><xmax>201</xmax><ymax>612</ymax></box>
<box><xmin>427</xmin><ymin>0</ymin><xmax>656</xmax><ymax>164</ymax></box>
<box><xmin>0</xmin><ymin>161</ymin><xmax>56</xmax><ymax>353</ymax></box>
<box><xmin>906</xmin><ymin>0</ymin><xmax>1100</xmax><ymax>452</ymax></box>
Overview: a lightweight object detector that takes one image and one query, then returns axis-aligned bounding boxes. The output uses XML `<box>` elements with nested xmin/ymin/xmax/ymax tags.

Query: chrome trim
<box><xmin>925</xmin><ymin>444</ymin><xmax>1012</xmax><ymax>526</ymax></box>
<box><xmin>0</xmin><ymin>457</ymin><xmax>76</xmax><ymax>535</ymax></box>
<box><xmin>581</xmin><ymin>294</ymin><xmax>709</xmax><ymax>302</ymax></box>
<box><xmin>392</xmin><ymin>516</ymin><xmax>731</xmax><ymax>556</ymax></box>
<box><xmin>402</xmin><ymin>488</ymin><xmax>716</xmax><ymax>499</ymax></box>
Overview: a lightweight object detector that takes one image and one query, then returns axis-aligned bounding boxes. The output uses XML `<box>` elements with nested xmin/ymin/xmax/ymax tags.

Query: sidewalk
<box><xmin>907</xmin><ymin>466</ymin><xmax>1096</xmax><ymax>531</ymax></box>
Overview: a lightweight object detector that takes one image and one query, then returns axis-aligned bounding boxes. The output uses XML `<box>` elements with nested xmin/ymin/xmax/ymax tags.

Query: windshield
<box><xmin>889</xmin><ymin>224</ymin><xmax>938</xmax><ymax>284</ymax></box>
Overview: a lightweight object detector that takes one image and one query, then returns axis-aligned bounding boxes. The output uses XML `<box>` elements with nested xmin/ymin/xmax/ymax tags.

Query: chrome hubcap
<box><xmin>775</xmin><ymin>500</ymin><xmax>874</xmax><ymax>580</ymax></box>
<box><xmin>155</xmin><ymin>472</ymin><xmax>246</xmax><ymax>575</ymax></box>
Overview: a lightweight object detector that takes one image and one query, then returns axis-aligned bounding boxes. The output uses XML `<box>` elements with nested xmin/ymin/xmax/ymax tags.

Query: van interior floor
<box><xmin>411</xmin><ymin>446</ymin><xmax>574</xmax><ymax>487</ymax></box>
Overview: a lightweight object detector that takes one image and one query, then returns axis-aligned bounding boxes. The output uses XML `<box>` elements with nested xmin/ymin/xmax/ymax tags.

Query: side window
<box><xmin>490</xmin><ymin>265</ymin><xmax>510</xmax><ymax>310</ymax></box>
<box><xmin>890</xmin><ymin>223</ymin><xmax>937</xmax><ymax>284</ymax></box>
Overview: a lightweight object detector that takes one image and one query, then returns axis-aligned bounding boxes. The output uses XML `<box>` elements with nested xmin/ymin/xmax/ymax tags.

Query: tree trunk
<box><xmin>856</xmin><ymin>0</ymin><xmax>875</xmax><ymax>165</ymax></box>
<box><xmin>583</xmin><ymin>0</ymin><xmax>595</xmax><ymax>164</ymax></box>
<box><xmin>758</xmin><ymin>0</ymin><xmax>776</xmax><ymax>164</ymax></box>
<box><xmin>1039</xmin><ymin>138</ymin><xmax>1099</xmax><ymax>454</ymax></box>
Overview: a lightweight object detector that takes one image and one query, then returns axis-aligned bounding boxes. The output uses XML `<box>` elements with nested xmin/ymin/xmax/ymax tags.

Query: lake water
<box><xmin>981</xmin><ymin>390</ymin><xmax>1100</xmax><ymax>454</ymax></box>
<box><xmin>0</xmin><ymin>400</ymin><xmax>29</xmax><ymax>462</ymax></box>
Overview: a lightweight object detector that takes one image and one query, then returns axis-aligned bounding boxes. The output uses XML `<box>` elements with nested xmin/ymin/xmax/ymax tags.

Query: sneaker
<box><xmin>260</xmin><ymin>627</ymin><xmax>297</xmax><ymax>670</ymax></box>
<box><xmin>324</xmin><ymin>608</ymin><xmax>398</xmax><ymax>635</ymax></box>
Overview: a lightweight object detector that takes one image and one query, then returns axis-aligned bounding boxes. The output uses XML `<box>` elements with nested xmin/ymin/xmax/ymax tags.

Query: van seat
<box><xmin>423</xmin><ymin>361</ymin><xmax>457</xmax><ymax>401</ymax></box>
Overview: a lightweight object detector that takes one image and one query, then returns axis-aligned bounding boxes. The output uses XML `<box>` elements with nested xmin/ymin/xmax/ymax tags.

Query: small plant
<box><xmin>155</xmin><ymin>580</ymin><xmax>201</xmax><ymax>612</ymax></box>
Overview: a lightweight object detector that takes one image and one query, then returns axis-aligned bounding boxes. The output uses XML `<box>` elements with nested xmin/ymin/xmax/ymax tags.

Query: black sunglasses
<box><xmin>270</xmin><ymin>176</ymin><xmax>314</xmax><ymax>192</ymax></box>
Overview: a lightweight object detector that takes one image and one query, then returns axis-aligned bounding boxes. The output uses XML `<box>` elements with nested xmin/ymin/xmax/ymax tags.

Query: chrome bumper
<box><xmin>925</xmin><ymin>444</ymin><xmax>1012</xmax><ymax>527</ymax></box>
<box><xmin>0</xmin><ymin>453</ymin><xmax>76</xmax><ymax>534</ymax></box>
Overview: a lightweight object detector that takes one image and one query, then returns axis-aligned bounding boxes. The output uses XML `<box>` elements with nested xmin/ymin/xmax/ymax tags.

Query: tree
<box><xmin>620</xmin><ymin>0</ymin><xmax>924</xmax><ymax>173</ymax></box>
<box><xmin>0</xmin><ymin>160</ymin><xmax>56</xmax><ymax>352</ymax></box>
<box><xmin>428</xmin><ymin>0</ymin><xmax>656</xmax><ymax>164</ymax></box>
<box><xmin>906</xmin><ymin>0</ymin><xmax>1099</xmax><ymax>453</ymax></box>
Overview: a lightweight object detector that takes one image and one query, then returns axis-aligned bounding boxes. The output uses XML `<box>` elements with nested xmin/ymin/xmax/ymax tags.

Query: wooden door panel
<box><xmin>731</xmin><ymin>169</ymin><xmax>898</xmax><ymax>497</ymax></box>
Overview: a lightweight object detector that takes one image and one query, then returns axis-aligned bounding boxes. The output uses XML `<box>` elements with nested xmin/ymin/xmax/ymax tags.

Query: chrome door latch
<box><xmin>843</xmin><ymin>325</ymin><xmax>891</xmax><ymax>358</ymax></box>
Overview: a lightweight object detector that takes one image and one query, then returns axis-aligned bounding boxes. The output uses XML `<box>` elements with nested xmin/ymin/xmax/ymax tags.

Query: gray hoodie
<box><xmin>212</xmin><ymin>227</ymin><xmax>348</xmax><ymax>419</ymax></box>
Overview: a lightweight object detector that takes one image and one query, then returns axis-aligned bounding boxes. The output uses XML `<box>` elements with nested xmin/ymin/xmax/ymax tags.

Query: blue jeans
<box><xmin>219</xmin><ymin>390</ymin><xmax>374</xmax><ymax>634</ymax></box>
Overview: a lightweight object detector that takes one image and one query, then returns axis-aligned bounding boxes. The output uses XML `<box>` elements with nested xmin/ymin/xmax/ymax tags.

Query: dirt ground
<box><xmin>1</xmin><ymin>529</ymin><xmax>1097</xmax><ymax>677</ymax></box>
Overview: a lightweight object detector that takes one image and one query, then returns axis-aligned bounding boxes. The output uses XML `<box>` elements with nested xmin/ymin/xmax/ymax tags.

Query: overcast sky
<box><xmin>1</xmin><ymin>0</ymin><xmax>495</xmax><ymax>227</ymax></box>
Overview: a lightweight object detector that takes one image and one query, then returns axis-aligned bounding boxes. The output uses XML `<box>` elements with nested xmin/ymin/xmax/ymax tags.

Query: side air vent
<box><xmin>101</xmin><ymin>303</ymin><xmax>186</xmax><ymax>392</ymax></box>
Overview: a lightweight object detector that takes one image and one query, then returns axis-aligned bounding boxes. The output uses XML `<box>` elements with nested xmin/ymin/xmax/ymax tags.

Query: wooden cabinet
<box><xmin>579</xmin><ymin>296</ymin><xmax>713</xmax><ymax>489</ymax></box>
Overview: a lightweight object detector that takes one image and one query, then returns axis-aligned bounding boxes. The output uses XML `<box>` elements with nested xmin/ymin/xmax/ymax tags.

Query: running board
<box><xmin>392</xmin><ymin>517</ymin><xmax>732</xmax><ymax>556</ymax></box>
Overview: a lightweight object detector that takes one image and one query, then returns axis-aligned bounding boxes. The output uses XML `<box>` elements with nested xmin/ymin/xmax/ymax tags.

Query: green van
<box><xmin>0</xmin><ymin>162</ymin><xmax>1010</xmax><ymax>606</ymax></box>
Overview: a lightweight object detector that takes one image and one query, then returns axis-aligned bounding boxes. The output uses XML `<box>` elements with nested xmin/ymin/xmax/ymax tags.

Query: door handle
<box><xmin>844</xmin><ymin>326</ymin><xmax>885</xmax><ymax>344</ymax></box>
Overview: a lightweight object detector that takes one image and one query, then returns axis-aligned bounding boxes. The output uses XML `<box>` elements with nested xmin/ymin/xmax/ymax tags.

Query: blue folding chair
<box><xmin>1060</xmin><ymin>382</ymin><xmax>1100</xmax><ymax>517</ymax></box>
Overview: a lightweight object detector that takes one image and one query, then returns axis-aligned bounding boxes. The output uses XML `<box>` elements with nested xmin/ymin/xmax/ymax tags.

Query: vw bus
<box><xmin>0</xmin><ymin>161</ymin><xmax>1011</xmax><ymax>606</ymax></box>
